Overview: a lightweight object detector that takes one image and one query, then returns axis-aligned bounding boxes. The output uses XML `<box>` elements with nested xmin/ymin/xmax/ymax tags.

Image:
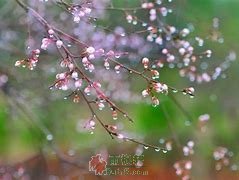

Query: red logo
<box><xmin>89</xmin><ymin>154</ymin><xmax>107</xmax><ymax>175</ymax></box>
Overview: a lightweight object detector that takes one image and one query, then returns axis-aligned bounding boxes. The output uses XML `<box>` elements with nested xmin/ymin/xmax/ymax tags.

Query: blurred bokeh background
<box><xmin>0</xmin><ymin>0</ymin><xmax>239</xmax><ymax>179</ymax></box>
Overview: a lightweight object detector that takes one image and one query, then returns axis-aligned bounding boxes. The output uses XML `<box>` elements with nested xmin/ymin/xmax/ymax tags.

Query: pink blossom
<box><xmin>41</xmin><ymin>38</ymin><xmax>51</xmax><ymax>50</ymax></box>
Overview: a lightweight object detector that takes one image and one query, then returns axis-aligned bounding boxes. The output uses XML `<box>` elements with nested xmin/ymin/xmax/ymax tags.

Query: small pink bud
<box><xmin>82</xmin><ymin>57</ymin><xmax>88</xmax><ymax>64</ymax></box>
<box><xmin>84</xmin><ymin>7</ymin><xmax>92</xmax><ymax>14</ymax></box>
<box><xmin>117</xmin><ymin>133</ymin><xmax>124</xmax><ymax>139</ymax></box>
<box><xmin>104</xmin><ymin>61</ymin><xmax>110</xmax><ymax>69</ymax></box>
<box><xmin>56</xmin><ymin>40</ymin><xmax>63</xmax><ymax>48</ymax></box>
<box><xmin>112</xmin><ymin>110</ymin><xmax>118</xmax><ymax>120</ymax></box>
<box><xmin>151</xmin><ymin>96</ymin><xmax>160</xmax><ymax>107</ymax></box>
<box><xmin>75</xmin><ymin>79</ymin><xmax>82</xmax><ymax>88</ymax></box>
<box><xmin>97</xmin><ymin>102</ymin><xmax>105</xmax><ymax>110</ymax></box>
<box><xmin>48</xmin><ymin>29</ymin><xmax>54</xmax><ymax>35</ymax></box>
<box><xmin>162</xmin><ymin>48</ymin><xmax>168</xmax><ymax>54</ymax></box>
<box><xmin>73</xmin><ymin>94</ymin><xmax>80</xmax><ymax>103</ymax></box>
<box><xmin>61</xmin><ymin>84</ymin><xmax>68</xmax><ymax>91</ymax></box>
<box><xmin>93</xmin><ymin>82</ymin><xmax>101</xmax><ymax>88</ymax></box>
<box><xmin>86</xmin><ymin>46</ymin><xmax>95</xmax><ymax>54</ymax></box>
<box><xmin>142</xmin><ymin>89</ymin><xmax>149</xmax><ymax>97</ymax></box>
<box><xmin>71</xmin><ymin>71</ymin><xmax>78</xmax><ymax>79</ymax></box>
<box><xmin>34</xmin><ymin>49</ymin><xmax>40</xmax><ymax>54</ymax></box>
<box><xmin>88</xmin><ymin>64</ymin><xmax>95</xmax><ymax>72</ymax></box>
<box><xmin>84</xmin><ymin>86</ymin><xmax>91</xmax><ymax>95</ymax></box>
<box><xmin>142</xmin><ymin>57</ymin><xmax>149</xmax><ymax>64</ymax></box>
<box><xmin>114</xmin><ymin>65</ymin><xmax>121</xmax><ymax>73</ymax></box>
<box><xmin>15</xmin><ymin>60</ymin><xmax>21</xmax><ymax>67</ymax></box>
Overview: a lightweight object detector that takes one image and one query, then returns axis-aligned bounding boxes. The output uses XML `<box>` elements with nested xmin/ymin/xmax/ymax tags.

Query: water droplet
<box><xmin>159</xmin><ymin>138</ymin><xmax>165</xmax><ymax>144</ymax></box>
<box><xmin>155</xmin><ymin>148</ymin><xmax>160</xmax><ymax>152</ymax></box>
<box><xmin>231</xmin><ymin>164</ymin><xmax>238</xmax><ymax>171</ymax></box>
<box><xmin>120</xmin><ymin>33</ymin><xmax>125</xmax><ymax>37</ymax></box>
<box><xmin>90</xmin><ymin>131</ymin><xmax>94</xmax><ymax>134</ymax></box>
<box><xmin>142</xmin><ymin>23</ymin><xmax>147</xmax><ymax>27</ymax></box>
<box><xmin>185</xmin><ymin>121</ymin><xmax>191</xmax><ymax>126</ymax></box>
<box><xmin>115</xmin><ymin>54</ymin><xmax>120</xmax><ymax>58</ymax></box>
<box><xmin>144</xmin><ymin>146</ymin><xmax>149</xmax><ymax>149</ymax></box>
<box><xmin>68</xmin><ymin>149</ymin><xmax>75</xmax><ymax>156</ymax></box>
<box><xmin>64</xmin><ymin>97</ymin><xmax>67</xmax><ymax>100</ymax></box>
<box><xmin>162</xmin><ymin>150</ymin><xmax>167</xmax><ymax>153</ymax></box>
<box><xmin>46</xmin><ymin>134</ymin><xmax>53</xmax><ymax>141</ymax></box>
<box><xmin>228</xmin><ymin>151</ymin><xmax>234</xmax><ymax>157</ymax></box>
<box><xmin>132</xmin><ymin>20</ymin><xmax>138</xmax><ymax>25</ymax></box>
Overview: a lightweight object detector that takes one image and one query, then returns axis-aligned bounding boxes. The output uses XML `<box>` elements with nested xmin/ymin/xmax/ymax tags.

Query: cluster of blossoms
<box><xmin>179</xmin><ymin>50</ymin><xmax>236</xmax><ymax>83</ymax></box>
<box><xmin>124</xmin><ymin>1</ymin><xmax>235</xmax><ymax>85</ymax></box>
<box><xmin>13</xmin><ymin>0</ymin><xmax>237</xmax><ymax>178</ymax></box>
<box><xmin>173</xmin><ymin>141</ymin><xmax>194</xmax><ymax>179</ymax></box>
<box><xmin>40</xmin><ymin>29</ymin><xmax>65</xmax><ymax>50</ymax></box>
<box><xmin>141</xmin><ymin>0</ymin><xmax>173</xmax><ymax>21</ymax></box>
<box><xmin>183</xmin><ymin>141</ymin><xmax>195</xmax><ymax>156</ymax></box>
<box><xmin>72</xmin><ymin>23</ymin><xmax>152</xmax><ymax>61</ymax></box>
<box><xmin>174</xmin><ymin>160</ymin><xmax>192</xmax><ymax>180</ymax></box>
<box><xmin>15</xmin><ymin>49</ymin><xmax>40</xmax><ymax>70</ymax></box>
<box><xmin>57</xmin><ymin>1</ymin><xmax>93</xmax><ymax>23</ymax></box>
<box><xmin>213</xmin><ymin>147</ymin><xmax>233</xmax><ymax>171</ymax></box>
<box><xmin>83</xmin><ymin>118</ymin><xmax>96</xmax><ymax>134</ymax></box>
<box><xmin>16</xmin><ymin>0</ymin><xmax>228</xmax><ymax>157</ymax></box>
<box><xmin>71</xmin><ymin>6</ymin><xmax>92</xmax><ymax>23</ymax></box>
<box><xmin>0</xmin><ymin>165</ymin><xmax>27</xmax><ymax>179</ymax></box>
<box><xmin>140</xmin><ymin>57</ymin><xmax>169</xmax><ymax>107</ymax></box>
<box><xmin>158</xmin><ymin>138</ymin><xmax>173</xmax><ymax>151</ymax></box>
<box><xmin>141</xmin><ymin>82</ymin><xmax>168</xmax><ymax>106</ymax></box>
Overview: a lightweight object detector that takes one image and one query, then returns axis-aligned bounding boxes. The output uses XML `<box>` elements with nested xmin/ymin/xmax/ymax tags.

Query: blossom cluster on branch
<box><xmin>12</xmin><ymin>0</ymin><xmax>237</xmax><ymax>179</ymax></box>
